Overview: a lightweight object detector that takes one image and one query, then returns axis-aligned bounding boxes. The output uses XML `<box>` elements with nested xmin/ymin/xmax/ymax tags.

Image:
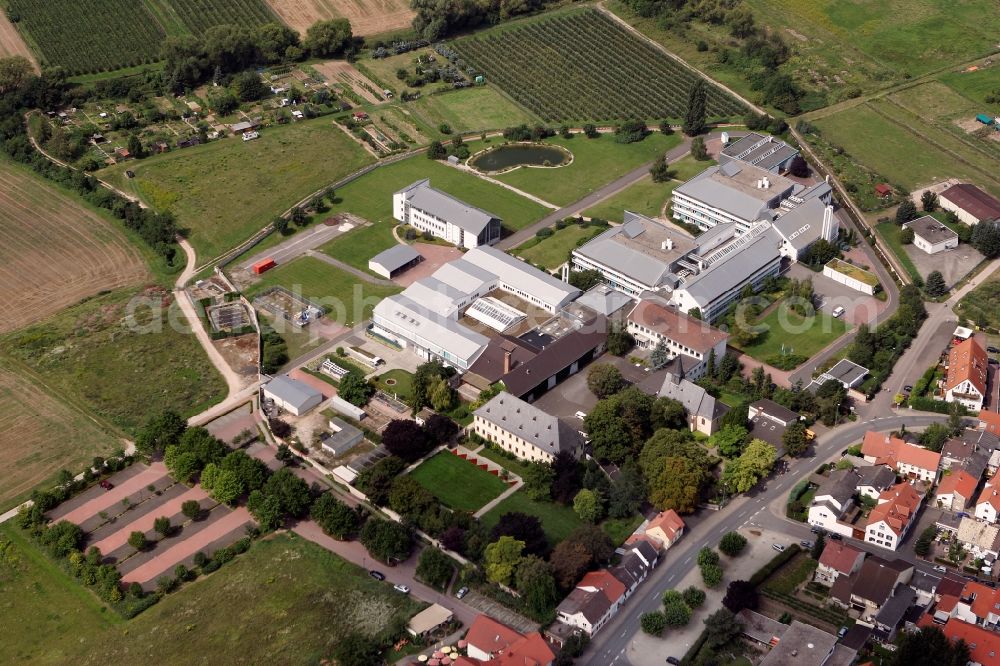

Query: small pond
<box><xmin>469</xmin><ymin>144</ymin><xmax>572</xmax><ymax>172</ymax></box>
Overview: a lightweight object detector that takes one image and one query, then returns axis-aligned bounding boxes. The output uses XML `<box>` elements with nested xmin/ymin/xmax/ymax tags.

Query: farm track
<box><xmin>0</xmin><ymin>165</ymin><xmax>149</xmax><ymax>334</ymax></box>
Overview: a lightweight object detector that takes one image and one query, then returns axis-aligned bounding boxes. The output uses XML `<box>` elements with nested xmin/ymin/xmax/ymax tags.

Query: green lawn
<box><xmin>2</xmin><ymin>288</ymin><xmax>226</xmax><ymax>434</ymax></box>
<box><xmin>409</xmin><ymin>86</ymin><xmax>540</xmax><ymax>135</ymax></box>
<box><xmin>956</xmin><ymin>272</ymin><xmax>1000</xmax><ymax>330</ymax></box>
<box><xmin>479</xmin><ymin>132</ymin><xmax>682</xmax><ymax>207</ymax></box>
<box><xmin>246</xmin><ymin>256</ymin><xmax>401</xmax><ymax>328</ymax></box>
<box><xmin>319</xmin><ymin>153</ymin><xmax>549</xmax><ymax>269</ymax></box>
<box><xmin>374</xmin><ymin>369</ymin><xmax>414</xmax><ymax>402</ymax></box>
<box><xmin>474</xmin><ymin>446</ymin><xmax>536</xmax><ymax>480</ymax></box>
<box><xmin>939</xmin><ymin>68</ymin><xmax>1000</xmax><ymax>106</ymax></box>
<box><xmin>1</xmin><ymin>530</ymin><xmax>423</xmax><ymax>665</ymax></box>
<box><xmin>409</xmin><ymin>451</ymin><xmax>509</xmax><ymax>511</ymax></box>
<box><xmin>583</xmin><ymin>155</ymin><xmax>714</xmax><ymax>222</ymax></box>
<box><xmin>601</xmin><ymin>514</ymin><xmax>644</xmax><ymax>546</ymax></box>
<box><xmin>99</xmin><ymin>118</ymin><xmax>375</xmax><ymax>262</ymax></box>
<box><xmin>512</xmin><ymin>223</ymin><xmax>605</xmax><ymax>269</ymax></box>
<box><xmin>875</xmin><ymin>222</ymin><xmax>922</xmax><ymax>283</ymax></box>
<box><xmin>480</xmin><ymin>491</ymin><xmax>585</xmax><ymax>545</ymax></box>
<box><xmin>736</xmin><ymin>301</ymin><xmax>850</xmax><ymax>367</ymax></box>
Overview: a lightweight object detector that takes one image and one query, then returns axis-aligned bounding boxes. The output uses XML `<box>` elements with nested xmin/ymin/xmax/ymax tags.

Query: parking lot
<box><xmin>901</xmin><ymin>242</ymin><xmax>985</xmax><ymax>288</ymax></box>
<box><xmin>785</xmin><ymin>262</ymin><xmax>885</xmax><ymax>327</ymax></box>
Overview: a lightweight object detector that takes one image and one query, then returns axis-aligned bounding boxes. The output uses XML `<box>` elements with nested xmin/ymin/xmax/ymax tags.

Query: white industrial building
<box><xmin>903</xmin><ymin>215</ymin><xmax>959</xmax><ymax>255</ymax></box>
<box><xmin>262</xmin><ymin>375</ymin><xmax>324</xmax><ymax>416</ymax></box>
<box><xmin>393</xmin><ymin>179</ymin><xmax>502</xmax><ymax>249</ymax></box>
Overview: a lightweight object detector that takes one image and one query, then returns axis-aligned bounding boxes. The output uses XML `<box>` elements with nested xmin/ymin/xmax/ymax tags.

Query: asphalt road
<box><xmin>585</xmin><ymin>413</ymin><xmax>945</xmax><ymax>665</ymax></box>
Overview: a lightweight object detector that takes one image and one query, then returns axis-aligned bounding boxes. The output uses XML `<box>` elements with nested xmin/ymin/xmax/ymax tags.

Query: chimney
<box><xmin>503</xmin><ymin>348</ymin><xmax>512</xmax><ymax>374</ymax></box>
<box><xmin>825</xmin><ymin>174</ymin><xmax>831</xmax><ymax>184</ymax></box>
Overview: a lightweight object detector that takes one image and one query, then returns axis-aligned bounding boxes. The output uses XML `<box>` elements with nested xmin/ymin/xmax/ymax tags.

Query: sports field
<box><xmin>100</xmin><ymin>118</ymin><xmax>374</xmax><ymax>262</ymax></box>
<box><xmin>246</xmin><ymin>256</ymin><xmax>400</xmax><ymax>327</ymax></box>
<box><xmin>0</xmin><ymin>363</ymin><xmax>117</xmax><ymax>512</ymax></box>
<box><xmin>2</xmin><ymin>287</ymin><xmax>227</xmax><ymax>433</ymax></box>
<box><xmin>0</xmin><ymin>527</ymin><xmax>421</xmax><ymax>665</ymax></box>
<box><xmin>409</xmin><ymin>451</ymin><xmax>509</xmax><ymax>512</ymax></box>
<box><xmin>0</xmin><ymin>158</ymin><xmax>150</xmax><ymax>334</ymax></box>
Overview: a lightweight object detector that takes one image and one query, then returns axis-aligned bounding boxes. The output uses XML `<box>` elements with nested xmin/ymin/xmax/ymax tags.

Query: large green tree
<box><xmin>683</xmin><ymin>79</ymin><xmax>707</xmax><ymax>136</ymax></box>
<box><xmin>515</xmin><ymin>555</ymin><xmax>559</xmax><ymax>615</ymax></box>
<box><xmin>484</xmin><ymin>536</ymin><xmax>525</xmax><ymax>586</ymax></box>
<box><xmin>303</xmin><ymin>19</ymin><xmax>353</xmax><ymax>58</ymax></box>
<box><xmin>723</xmin><ymin>438</ymin><xmax>776</xmax><ymax>493</ymax></box>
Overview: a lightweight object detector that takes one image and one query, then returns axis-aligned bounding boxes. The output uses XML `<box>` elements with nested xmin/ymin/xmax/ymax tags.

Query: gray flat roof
<box><xmin>772</xmin><ymin>198</ymin><xmax>828</xmax><ymax>250</ymax></box>
<box><xmin>465</xmin><ymin>246</ymin><xmax>580</xmax><ymax>310</ymax></box>
<box><xmin>576</xmin><ymin>284</ymin><xmax>634</xmax><ymax>316</ymax></box>
<box><xmin>679</xmin><ymin>227</ymin><xmax>782</xmax><ymax>304</ymax></box>
<box><xmin>904</xmin><ymin>215</ymin><xmax>959</xmax><ymax>244</ymax></box>
<box><xmin>573</xmin><ymin>214</ymin><xmax>692</xmax><ymax>289</ymax></box>
<box><xmin>674</xmin><ymin>163</ymin><xmax>796</xmax><ymax>222</ymax></box>
<box><xmin>369</xmin><ymin>244</ymin><xmax>421</xmax><ymax>272</ymax></box>
<box><xmin>824</xmin><ymin>359</ymin><xmax>869</xmax><ymax>385</ymax></box>
<box><xmin>397</xmin><ymin>179</ymin><xmax>500</xmax><ymax>234</ymax></box>
<box><xmin>264</xmin><ymin>375</ymin><xmax>323</xmax><ymax>410</ymax></box>
<box><xmin>474</xmin><ymin>392</ymin><xmax>581</xmax><ymax>456</ymax></box>
<box><xmin>721</xmin><ymin>132</ymin><xmax>799</xmax><ymax>171</ymax></box>
<box><xmin>760</xmin><ymin>621</ymin><xmax>838</xmax><ymax>666</ymax></box>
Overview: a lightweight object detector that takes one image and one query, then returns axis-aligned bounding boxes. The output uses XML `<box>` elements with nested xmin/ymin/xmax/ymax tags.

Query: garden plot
<box><xmin>313</xmin><ymin>60</ymin><xmax>386</xmax><ymax>104</ymax></box>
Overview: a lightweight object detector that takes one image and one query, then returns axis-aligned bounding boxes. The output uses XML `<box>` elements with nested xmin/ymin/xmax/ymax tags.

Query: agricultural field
<box><xmin>0</xmin><ymin>528</ymin><xmax>422</xmax><ymax>665</ymax></box>
<box><xmin>939</xmin><ymin>66</ymin><xmax>1000</xmax><ymax>107</ymax></box>
<box><xmin>477</xmin><ymin>132</ymin><xmax>683</xmax><ymax>207</ymax></box>
<box><xmin>408</xmin><ymin>87</ymin><xmax>540</xmax><ymax>136</ymax></box>
<box><xmin>5</xmin><ymin>0</ymin><xmax>164</xmax><ymax>74</ymax></box>
<box><xmin>451</xmin><ymin>8</ymin><xmax>745</xmax><ymax>123</ymax></box>
<box><xmin>409</xmin><ymin>452</ymin><xmax>509</xmax><ymax>512</ymax></box>
<box><xmin>0</xmin><ymin>158</ymin><xmax>150</xmax><ymax>334</ymax></box>
<box><xmin>265</xmin><ymin>0</ymin><xmax>414</xmax><ymax>36</ymax></box>
<box><xmin>0</xmin><ymin>11</ymin><xmax>36</xmax><ymax>67</ymax></box>
<box><xmin>165</xmin><ymin>0</ymin><xmax>277</xmax><ymax>35</ymax></box>
<box><xmin>246</xmin><ymin>256</ymin><xmax>401</xmax><ymax>327</ymax></box>
<box><xmin>2</xmin><ymin>287</ymin><xmax>227</xmax><ymax>434</ymax></box>
<box><xmin>100</xmin><ymin>118</ymin><xmax>374</xmax><ymax>262</ymax></box>
<box><xmin>0</xmin><ymin>363</ymin><xmax>118</xmax><ymax>512</ymax></box>
<box><xmin>512</xmin><ymin>223</ymin><xmax>605</xmax><ymax>271</ymax></box>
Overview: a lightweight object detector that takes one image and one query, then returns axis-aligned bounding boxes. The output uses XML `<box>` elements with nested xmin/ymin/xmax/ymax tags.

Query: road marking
<box><xmin>620</xmin><ymin>630</ymin><xmax>627</xmax><ymax>638</ymax></box>
<box><xmin>683</xmin><ymin>556</ymin><xmax>692</xmax><ymax>565</ymax></box>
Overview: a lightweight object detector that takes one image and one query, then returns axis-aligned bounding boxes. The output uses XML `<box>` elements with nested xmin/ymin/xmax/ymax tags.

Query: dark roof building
<box><xmin>940</xmin><ymin>183</ymin><xmax>1000</xmax><ymax>224</ymax></box>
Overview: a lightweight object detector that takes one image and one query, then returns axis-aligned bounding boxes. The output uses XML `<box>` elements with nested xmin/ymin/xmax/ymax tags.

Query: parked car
<box><xmin>903</xmin><ymin>385</ymin><xmax>913</xmax><ymax>392</ymax></box>
<box><xmin>99</xmin><ymin>480</ymin><xmax>113</xmax><ymax>491</ymax></box>
<box><xmin>667</xmin><ymin>658</ymin><xmax>681</xmax><ymax>665</ymax></box>
<box><xmin>830</xmin><ymin>533</ymin><xmax>843</xmax><ymax>541</ymax></box>
<box><xmin>838</xmin><ymin>626</ymin><xmax>849</xmax><ymax>638</ymax></box>
<box><xmin>456</xmin><ymin>586</ymin><xmax>469</xmax><ymax>599</ymax></box>
<box><xmin>772</xmin><ymin>544</ymin><xmax>786</xmax><ymax>552</ymax></box>
<box><xmin>369</xmin><ymin>570</ymin><xmax>386</xmax><ymax>581</ymax></box>
<box><xmin>800</xmin><ymin>541</ymin><xmax>813</xmax><ymax>549</ymax></box>
<box><xmin>393</xmin><ymin>584</ymin><xmax>410</xmax><ymax>594</ymax></box>
<box><xmin>832</xmin><ymin>306</ymin><xmax>846</xmax><ymax>318</ymax></box>
<box><xmin>988</xmin><ymin>346</ymin><xmax>999</xmax><ymax>354</ymax></box>
<box><xmin>934</xmin><ymin>565</ymin><xmax>947</xmax><ymax>573</ymax></box>
<box><xmin>574</xmin><ymin>411</ymin><xmax>587</xmax><ymax>420</ymax></box>
<box><xmin>810</xmin><ymin>526</ymin><xmax>825</xmax><ymax>535</ymax></box>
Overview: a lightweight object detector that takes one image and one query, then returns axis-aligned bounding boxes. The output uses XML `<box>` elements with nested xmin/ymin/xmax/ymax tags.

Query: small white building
<box><xmin>904</xmin><ymin>215</ymin><xmax>959</xmax><ymax>254</ymax></box>
<box><xmin>393</xmin><ymin>179</ymin><xmax>502</xmax><ymax>249</ymax></box>
<box><xmin>823</xmin><ymin>259</ymin><xmax>879</xmax><ymax>295</ymax></box>
<box><xmin>262</xmin><ymin>376</ymin><xmax>323</xmax><ymax>416</ymax></box>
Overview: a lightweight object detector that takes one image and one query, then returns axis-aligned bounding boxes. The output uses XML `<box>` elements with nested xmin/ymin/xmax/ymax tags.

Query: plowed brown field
<box><xmin>0</xmin><ymin>160</ymin><xmax>149</xmax><ymax>334</ymax></box>
<box><xmin>266</xmin><ymin>0</ymin><xmax>413</xmax><ymax>36</ymax></box>
<box><xmin>0</xmin><ymin>13</ymin><xmax>38</xmax><ymax>70</ymax></box>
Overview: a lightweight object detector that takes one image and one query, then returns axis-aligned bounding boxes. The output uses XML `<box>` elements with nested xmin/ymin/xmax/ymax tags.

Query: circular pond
<box><xmin>468</xmin><ymin>143</ymin><xmax>572</xmax><ymax>173</ymax></box>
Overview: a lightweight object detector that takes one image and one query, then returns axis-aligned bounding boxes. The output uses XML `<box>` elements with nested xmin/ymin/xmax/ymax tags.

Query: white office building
<box><xmin>393</xmin><ymin>179</ymin><xmax>502</xmax><ymax>249</ymax></box>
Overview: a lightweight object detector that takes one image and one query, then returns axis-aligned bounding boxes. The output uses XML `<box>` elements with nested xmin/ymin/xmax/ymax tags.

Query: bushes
<box><xmin>719</xmin><ymin>532</ymin><xmax>747</xmax><ymax>557</ymax></box>
<box><xmin>641</xmin><ymin>611</ymin><xmax>667</xmax><ymax>635</ymax></box>
<box><xmin>360</xmin><ymin>518</ymin><xmax>413</xmax><ymax>563</ymax></box>
<box><xmin>416</xmin><ymin>547</ymin><xmax>456</xmax><ymax>591</ymax></box>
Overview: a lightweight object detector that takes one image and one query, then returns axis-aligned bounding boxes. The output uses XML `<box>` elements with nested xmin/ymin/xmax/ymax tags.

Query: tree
<box><xmin>573</xmin><ymin>488</ymin><xmax>604</xmax><ymax>523</ymax></box>
<box><xmin>246</xmin><ymin>489</ymin><xmax>283</xmax><ymax>531</ymax></box>
<box><xmin>914</xmin><ymin>525</ymin><xmax>936</xmax><ymax>558</ymax></box>
<box><xmin>569</xmin><ymin>268</ymin><xmax>603</xmax><ymax>291</ymax></box>
<box><xmin>703</xmin><ymin>609</ymin><xmax>742</xmax><ymax>649</ymax></box>
<box><xmin>427</xmin><ymin>140</ymin><xmax>447</xmax><ymax>159</ymax></box>
<box><xmin>232</xmin><ymin>70</ymin><xmax>267</xmax><ymax>102</ymax></box>
<box><xmin>690</xmin><ymin>136</ymin><xmax>709</xmax><ymax>160</ymax></box>
<box><xmin>645</xmin><ymin>455</ymin><xmax>704</xmax><ymax>513</ymax></box>
<box><xmin>719</xmin><ymin>531</ymin><xmax>747</xmax><ymax>557</ymax></box>
<box><xmin>587</xmin><ymin>363</ymin><xmax>625</xmax><ymax>399</ymax></box>
<box><xmin>491</xmin><ymin>512</ymin><xmax>548</xmax><ymax>557</ymax></box>
<box><xmin>713</xmin><ymin>425</ymin><xmax>749</xmax><ymax>458</ymax></box>
<box><xmin>209</xmin><ymin>469</ymin><xmax>243</xmax><ymax>505</ymax></box>
<box><xmin>136</xmin><ymin>410</ymin><xmax>187</xmax><ymax>456</ymax></box>
<box><xmin>333</xmin><ymin>633</ymin><xmax>381</xmax><ymax>666</ymax></box>
<box><xmin>272</xmin><ymin>217</ymin><xmax>290</xmax><ymax>235</ymax></box>
<box><xmin>127</xmin><ymin>134</ymin><xmax>144</xmax><ymax>159</ymax></box>
<box><xmin>921</xmin><ymin>190</ymin><xmax>938</xmax><ymax>212</ymax></box>
<box><xmin>550</xmin><ymin>540</ymin><xmax>592</xmax><ymax>589</ymax></box>
<box><xmin>614</xmin><ymin>118</ymin><xmax>649</xmax><ymax>144</ymax></box>
<box><xmin>607</xmin><ymin>462</ymin><xmax>644</xmax><ymax>518</ymax></box>
<box><xmin>722</xmin><ymin>579</ymin><xmax>758</xmax><ymax>613</ymax></box>
<box><xmin>382</xmin><ymin>419</ymin><xmax>431</xmax><ymax>462</ymax></box>
<box><xmin>723</xmin><ymin>439</ymin><xmax>776</xmax><ymax>493</ymax></box>
<box><xmin>605</xmin><ymin>322</ymin><xmax>635</xmax><ymax>356</ymax></box>
<box><xmin>682</xmin><ymin>586</ymin><xmax>706</xmax><ymax>608</ymax></box>
<box><xmin>641</xmin><ymin>611</ymin><xmax>667</xmax><ymax>635</ymax></box>
<box><xmin>339</xmin><ymin>368</ymin><xmax>374</xmax><ymax>406</ymax></box>
<box><xmin>255</xmin><ymin>22</ymin><xmax>299</xmax><ymax>63</ymax></box>
<box><xmin>896</xmin><ymin>199</ymin><xmax>918</xmax><ymax>224</ymax></box>
<box><xmin>181</xmin><ymin>499</ymin><xmax>202</xmax><ymax>521</ymax></box>
<box><xmin>164</xmin><ymin>447</ymin><xmax>200</xmax><ymax>483</ymax></box>
<box><xmin>698</xmin><ymin>547</ymin><xmax>720</xmax><ymax>568</ymax></box>
<box><xmin>788</xmin><ymin>155</ymin><xmax>809</xmax><ymax>178</ymax></box>
<box><xmin>310</xmin><ymin>493</ymin><xmax>360</xmax><ymax>539</ymax></box>
<box><xmin>899</xmin><ymin>226</ymin><xmax>915</xmax><ymax>244</ymax></box>
<box><xmin>153</xmin><ymin>516</ymin><xmax>172</xmax><ymax>538</ymax></box>
<box><xmin>662</xmin><ymin>590</ymin><xmax>693</xmax><ymax>626</ymax></box>
<box><xmin>566</xmin><ymin>524</ymin><xmax>614</xmax><ymax>564</ymax></box>
<box><xmin>701</xmin><ymin>563</ymin><xmax>723</xmax><ymax>587</ymax></box>
<box><xmin>648</xmin><ymin>340</ymin><xmax>670</xmax><ymax>369</ymax></box>
<box><xmin>360</xmin><ymin>519</ymin><xmax>412</xmax><ymax>563</ymax></box>
<box><xmin>303</xmin><ymin>19</ymin><xmax>352</xmax><ymax>57</ymax></box>
<box><xmin>811</xmin><ymin>532</ymin><xmax>826</xmax><ymax>560</ymax></box>
<box><xmin>484</xmin><ymin>536</ymin><xmax>525</xmax><ymax>586</ymax></box>
<box><xmin>522</xmin><ymin>462</ymin><xmax>555</xmax><ymax>501</ymax></box>
<box><xmin>658</xmin><ymin>119</ymin><xmax>674</xmax><ymax>135</ymax></box>
<box><xmin>128</xmin><ymin>531</ymin><xmax>147</xmax><ymax>551</ymax></box>
<box><xmin>891</xmin><ymin>626</ymin><xmax>971</xmax><ymax>666</ymax></box>
<box><xmin>221</xmin><ymin>450</ymin><xmax>270</xmax><ymax>493</ymax></box>
<box><xmin>424</xmin><ymin>414</ymin><xmax>458</xmax><ymax>444</ymax></box>
<box><xmin>551</xmin><ymin>450</ymin><xmax>583</xmax><ymax>504</ymax></box>
<box><xmin>516</xmin><ymin>556</ymin><xmax>559</xmax><ymax>615</ymax></box>
<box><xmin>649</xmin><ymin>155</ymin><xmax>675</xmax><ymax>183</ymax></box>
<box><xmin>428</xmin><ymin>376</ymin><xmax>457</xmax><ymax>412</ymax></box>
<box><xmin>416</xmin><ymin>547</ymin><xmax>455</xmax><ymax>590</ymax></box>
<box><xmin>0</xmin><ymin>55</ymin><xmax>32</xmax><ymax>95</ymax></box>
<box><xmin>972</xmin><ymin>220</ymin><xmax>1000</xmax><ymax>258</ymax></box>
<box><xmin>583</xmin><ymin>124</ymin><xmax>600</xmax><ymax>138</ymax></box>
<box><xmin>355</xmin><ymin>455</ymin><xmax>406</xmax><ymax>505</ymax></box>
<box><xmin>683</xmin><ymin>79</ymin><xmax>707</xmax><ymax>136</ymax></box>
<box><xmin>925</xmin><ymin>271</ymin><xmax>947</xmax><ymax>297</ymax></box>
<box><xmin>782</xmin><ymin>422</ymin><xmax>809</xmax><ymax>457</ymax></box>
<box><xmin>268</xmin><ymin>417</ymin><xmax>292</xmax><ymax>438</ymax></box>
<box><xmin>919</xmin><ymin>422</ymin><xmax>951</xmax><ymax>452</ymax></box>
<box><xmin>263</xmin><ymin>468</ymin><xmax>312</xmax><ymax>518</ymax></box>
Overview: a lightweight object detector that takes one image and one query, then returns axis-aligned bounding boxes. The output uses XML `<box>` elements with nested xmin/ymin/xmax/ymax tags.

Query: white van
<box><xmin>832</xmin><ymin>306</ymin><xmax>846</xmax><ymax>318</ymax></box>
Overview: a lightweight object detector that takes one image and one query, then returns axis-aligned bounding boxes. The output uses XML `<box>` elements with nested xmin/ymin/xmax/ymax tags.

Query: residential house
<box><xmin>920</xmin><ymin>617</ymin><xmax>1000</xmax><ymax>666</ymax></box>
<box><xmin>642</xmin><ymin>509</ymin><xmax>686</xmax><ymax>550</ymax></box>
<box><xmin>393</xmin><ymin>179</ymin><xmax>502</xmax><ymax>249</ymax></box>
<box><xmin>648</xmin><ymin>371</ymin><xmax>729</xmax><ymax>436</ymax></box>
<box><xmin>748</xmin><ymin>399</ymin><xmax>802</xmax><ymax>449</ymax></box>
<box><xmin>937</xmin><ymin>468</ymin><xmax>981</xmax><ymax>512</ymax></box>
<box><xmin>903</xmin><ymin>216</ymin><xmax>960</xmax><ymax>255</ymax></box>
<box><xmin>855</xmin><ymin>465</ymin><xmax>897</xmax><ymax>501</ymax></box>
<box><xmin>874</xmin><ymin>586</ymin><xmax>917</xmax><ymax>644</ymax></box>
<box><xmin>957</xmin><ymin>517</ymin><xmax>1000</xmax><ymax>561</ymax></box>
<box><xmin>734</xmin><ymin>609</ymin><xmax>785</xmax><ymax>648</ymax></box>
<box><xmin>980</xmin><ymin>410</ymin><xmax>1000</xmax><ymax>437</ymax></box>
<box><xmin>861</xmin><ymin>431</ymin><xmax>941</xmax><ymax>482</ymax></box>
<box><xmin>865</xmin><ymin>482</ymin><xmax>923</xmax><ymax>551</ymax></box>
<box><xmin>758</xmin><ymin>621</ymin><xmax>848</xmax><ymax>666</ymax></box>
<box><xmin>555</xmin><ymin>570</ymin><xmax>626</xmax><ymax>636</ymax></box>
<box><xmin>610</xmin><ymin>541</ymin><xmax>658</xmax><ymax>601</ymax></box>
<box><xmin>461</xmin><ymin>615</ymin><xmax>555</xmax><ymax>666</ymax></box>
<box><xmin>811</xmin><ymin>359</ymin><xmax>869</xmax><ymax>392</ymax></box>
<box><xmin>815</xmin><ymin>541</ymin><xmax>865</xmax><ymax>587</ymax></box>
<box><xmin>908</xmin><ymin>570</ymin><xmax>942</xmax><ymax>609</ymax></box>
<box><xmin>941</xmin><ymin>431</ymin><xmax>995</xmax><ymax>475</ymax></box>
<box><xmin>951</xmin><ymin>581</ymin><xmax>1000</xmax><ymax>630</ymax></box>
<box><xmin>625</xmin><ymin>299</ymin><xmax>728</xmax><ymax>379</ymax></box>
<box><xmin>807</xmin><ymin>469</ymin><xmax>859</xmax><ymax>538</ymax></box>
<box><xmin>977</xmin><ymin>471</ymin><xmax>1000</xmax><ymax>523</ymax></box>
<box><xmin>945</xmin><ymin>337</ymin><xmax>988</xmax><ymax>412</ymax></box>
<box><xmin>830</xmin><ymin>556</ymin><xmax>913</xmax><ymax>622</ymax></box>
<box><xmin>471</xmin><ymin>392</ymin><xmax>584</xmax><ymax>463</ymax></box>
<box><xmin>939</xmin><ymin>183</ymin><xmax>1000</xmax><ymax>226</ymax></box>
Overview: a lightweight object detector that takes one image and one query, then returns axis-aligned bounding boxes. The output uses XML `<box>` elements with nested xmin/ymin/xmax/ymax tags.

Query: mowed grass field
<box><xmin>478</xmin><ymin>132</ymin><xmax>683</xmax><ymax>207</ymax></box>
<box><xmin>100</xmin><ymin>118</ymin><xmax>374</xmax><ymax>262</ymax></box>
<box><xmin>0</xmin><ymin>528</ymin><xmax>422</xmax><ymax>665</ymax></box>
<box><xmin>0</xmin><ymin>158</ymin><xmax>150</xmax><ymax>334</ymax></box>
<box><xmin>410</xmin><ymin>451</ymin><xmax>509</xmax><ymax>511</ymax></box>
<box><xmin>736</xmin><ymin>302</ymin><xmax>850</xmax><ymax>366</ymax></box>
<box><xmin>480</xmin><ymin>491</ymin><xmax>584</xmax><ymax>545</ymax></box>
<box><xmin>512</xmin><ymin>224</ymin><xmax>605</xmax><ymax>270</ymax></box>
<box><xmin>409</xmin><ymin>87</ymin><xmax>540</xmax><ymax>135</ymax></box>
<box><xmin>584</xmin><ymin>155</ymin><xmax>714</xmax><ymax>222</ymax></box>
<box><xmin>0</xmin><ymin>362</ymin><xmax>118</xmax><ymax>512</ymax></box>
<box><xmin>2</xmin><ymin>288</ymin><xmax>226</xmax><ymax>434</ymax></box>
<box><xmin>246</xmin><ymin>256</ymin><xmax>400</xmax><ymax>326</ymax></box>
